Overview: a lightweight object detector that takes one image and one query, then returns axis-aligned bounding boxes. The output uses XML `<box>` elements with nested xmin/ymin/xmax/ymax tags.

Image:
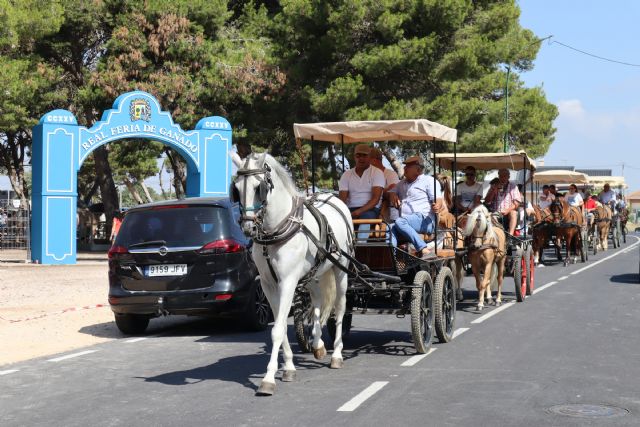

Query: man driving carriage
<box><xmin>484</xmin><ymin>168</ymin><xmax>522</xmax><ymax>235</ymax></box>
<box><xmin>388</xmin><ymin>156</ymin><xmax>444</xmax><ymax>259</ymax></box>
<box><xmin>598</xmin><ymin>183</ymin><xmax>617</xmax><ymax>212</ymax></box>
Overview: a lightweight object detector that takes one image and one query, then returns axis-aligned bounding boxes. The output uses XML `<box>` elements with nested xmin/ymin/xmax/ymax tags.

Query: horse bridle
<box><xmin>232</xmin><ymin>157</ymin><xmax>274</xmax><ymax>222</ymax></box>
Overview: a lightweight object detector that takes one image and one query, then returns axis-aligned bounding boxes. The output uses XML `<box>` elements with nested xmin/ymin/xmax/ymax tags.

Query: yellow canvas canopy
<box><xmin>435</xmin><ymin>151</ymin><xmax>536</xmax><ymax>171</ymax></box>
<box><xmin>533</xmin><ymin>170</ymin><xmax>589</xmax><ymax>185</ymax></box>
<box><xmin>588</xmin><ymin>176</ymin><xmax>628</xmax><ymax>189</ymax></box>
<box><xmin>293</xmin><ymin>119</ymin><xmax>457</xmax><ymax>144</ymax></box>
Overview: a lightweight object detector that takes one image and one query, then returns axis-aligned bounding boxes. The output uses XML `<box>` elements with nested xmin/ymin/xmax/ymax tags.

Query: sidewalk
<box><xmin>0</xmin><ymin>250</ymin><xmax>108</xmax><ymax>265</ymax></box>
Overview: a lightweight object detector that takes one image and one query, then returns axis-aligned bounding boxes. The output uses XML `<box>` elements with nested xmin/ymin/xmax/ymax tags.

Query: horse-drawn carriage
<box><xmin>532</xmin><ymin>170</ymin><xmax>590</xmax><ymax>264</ymax></box>
<box><xmin>588</xmin><ymin>176</ymin><xmax>628</xmax><ymax>247</ymax></box>
<box><xmin>435</xmin><ymin>151</ymin><xmax>536</xmax><ymax>303</ymax></box>
<box><xmin>291</xmin><ymin>119</ymin><xmax>462</xmax><ymax>355</ymax></box>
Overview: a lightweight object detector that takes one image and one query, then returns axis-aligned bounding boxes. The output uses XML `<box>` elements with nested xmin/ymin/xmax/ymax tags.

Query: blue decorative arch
<box><xmin>31</xmin><ymin>91</ymin><xmax>232</xmax><ymax>264</ymax></box>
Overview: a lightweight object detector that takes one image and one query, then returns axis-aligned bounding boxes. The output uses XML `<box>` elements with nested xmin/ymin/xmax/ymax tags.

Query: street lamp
<box><xmin>503</xmin><ymin>35</ymin><xmax>553</xmax><ymax>152</ymax></box>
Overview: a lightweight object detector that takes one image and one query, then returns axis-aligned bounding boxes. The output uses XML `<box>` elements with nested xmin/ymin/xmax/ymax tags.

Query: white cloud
<box><xmin>556</xmin><ymin>99</ymin><xmax>585</xmax><ymax>118</ymax></box>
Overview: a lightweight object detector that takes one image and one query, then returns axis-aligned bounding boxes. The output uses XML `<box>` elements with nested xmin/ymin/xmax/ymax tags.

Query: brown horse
<box><xmin>531</xmin><ymin>205</ymin><xmax>554</xmax><ymax>265</ymax></box>
<box><xmin>549</xmin><ymin>199</ymin><xmax>584</xmax><ymax>265</ymax></box>
<box><xmin>593</xmin><ymin>203</ymin><xmax>612</xmax><ymax>250</ymax></box>
<box><xmin>460</xmin><ymin>205</ymin><xmax>506</xmax><ymax>311</ymax></box>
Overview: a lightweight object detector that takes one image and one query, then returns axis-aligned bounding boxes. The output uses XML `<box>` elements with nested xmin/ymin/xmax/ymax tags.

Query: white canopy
<box><xmin>587</xmin><ymin>176</ymin><xmax>628</xmax><ymax>189</ymax></box>
<box><xmin>293</xmin><ymin>119</ymin><xmax>457</xmax><ymax>144</ymax></box>
<box><xmin>533</xmin><ymin>170</ymin><xmax>589</xmax><ymax>185</ymax></box>
<box><xmin>435</xmin><ymin>151</ymin><xmax>536</xmax><ymax>171</ymax></box>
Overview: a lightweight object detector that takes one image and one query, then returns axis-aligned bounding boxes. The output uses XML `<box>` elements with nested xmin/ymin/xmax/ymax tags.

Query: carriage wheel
<box><xmin>293</xmin><ymin>290</ymin><xmax>313</xmax><ymax>353</ymax></box>
<box><xmin>410</xmin><ymin>271</ymin><xmax>434</xmax><ymax>353</ymax></box>
<box><xmin>616</xmin><ymin>220</ymin><xmax>622</xmax><ymax>247</ymax></box>
<box><xmin>612</xmin><ymin>225</ymin><xmax>619</xmax><ymax>249</ymax></box>
<box><xmin>592</xmin><ymin>229</ymin><xmax>599</xmax><ymax>255</ymax></box>
<box><xmin>434</xmin><ymin>267</ymin><xmax>456</xmax><ymax>343</ymax></box>
<box><xmin>526</xmin><ymin>246</ymin><xmax>535</xmax><ymax>296</ymax></box>
<box><xmin>623</xmin><ymin>225</ymin><xmax>627</xmax><ymax>244</ymax></box>
<box><xmin>513</xmin><ymin>250</ymin><xmax>527</xmax><ymax>302</ymax></box>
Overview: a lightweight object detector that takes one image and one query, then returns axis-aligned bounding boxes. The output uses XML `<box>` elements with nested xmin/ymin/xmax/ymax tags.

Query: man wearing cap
<box><xmin>388</xmin><ymin>156</ymin><xmax>443</xmax><ymax>259</ymax></box>
<box><xmin>455</xmin><ymin>166</ymin><xmax>482</xmax><ymax>214</ymax></box>
<box><xmin>484</xmin><ymin>168</ymin><xmax>521</xmax><ymax>235</ymax></box>
<box><xmin>339</xmin><ymin>144</ymin><xmax>385</xmax><ymax>222</ymax></box>
<box><xmin>538</xmin><ymin>185</ymin><xmax>555</xmax><ymax>209</ymax></box>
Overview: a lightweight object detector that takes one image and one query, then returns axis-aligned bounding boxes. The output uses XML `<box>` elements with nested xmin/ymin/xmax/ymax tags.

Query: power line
<box><xmin>550</xmin><ymin>39</ymin><xmax>640</xmax><ymax>67</ymax></box>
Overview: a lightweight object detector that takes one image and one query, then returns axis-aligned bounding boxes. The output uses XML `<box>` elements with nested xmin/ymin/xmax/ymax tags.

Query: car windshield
<box><xmin>115</xmin><ymin>206</ymin><xmax>228</xmax><ymax>248</ymax></box>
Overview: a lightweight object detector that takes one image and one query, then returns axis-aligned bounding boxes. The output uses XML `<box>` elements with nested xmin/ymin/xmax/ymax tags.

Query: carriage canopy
<box><xmin>293</xmin><ymin>119</ymin><xmax>457</xmax><ymax>143</ymax></box>
<box><xmin>533</xmin><ymin>170</ymin><xmax>589</xmax><ymax>185</ymax></box>
<box><xmin>434</xmin><ymin>151</ymin><xmax>536</xmax><ymax>172</ymax></box>
<box><xmin>587</xmin><ymin>176</ymin><xmax>628</xmax><ymax>189</ymax></box>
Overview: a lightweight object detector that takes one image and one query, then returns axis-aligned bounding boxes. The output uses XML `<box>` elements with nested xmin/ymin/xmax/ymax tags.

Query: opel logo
<box><xmin>158</xmin><ymin>246</ymin><xmax>168</xmax><ymax>256</ymax></box>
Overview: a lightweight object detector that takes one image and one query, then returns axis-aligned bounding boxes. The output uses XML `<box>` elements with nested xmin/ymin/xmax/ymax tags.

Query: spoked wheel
<box><xmin>513</xmin><ymin>250</ymin><xmax>527</xmax><ymax>302</ymax></box>
<box><xmin>592</xmin><ymin>229</ymin><xmax>599</xmax><ymax>255</ymax></box>
<box><xmin>580</xmin><ymin>229</ymin><xmax>588</xmax><ymax>263</ymax></box>
<box><xmin>411</xmin><ymin>271</ymin><xmax>434</xmax><ymax>353</ymax></box>
<box><xmin>293</xmin><ymin>290</ymin><xmax>313</xmax><ymax>353</ymax></box>
<box><xmin>611</xmin><ymin>222</ymin><xmax>619</xmax><ymax>249</ymax></box>
<box><xmin>622</xmin><ymin>225</ymin><xmax>627</xmax><ymax>244</ymax></box>
<box><xmin>616</xmin><ymin>220</ymin><xmax>622</xmax><ymax>247</ymax></box>
<box><xmin>434</xmin><ymin>267</ymin><xmax>456</xmax><ymax>343</ymax></box>
<box><xmin>526</xmin><ymin>245</ymin><xmax>535</xmax><ymax>296</ymax></box>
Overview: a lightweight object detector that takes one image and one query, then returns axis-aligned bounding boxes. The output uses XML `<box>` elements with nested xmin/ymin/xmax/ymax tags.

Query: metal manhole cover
<box><xmin>548</xmin><ymin>404</ymin><xmax>629</xmax><ymax>418</ymax></box>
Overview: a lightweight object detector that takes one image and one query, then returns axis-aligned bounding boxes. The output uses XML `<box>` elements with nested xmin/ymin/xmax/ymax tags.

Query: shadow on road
<box><xmin>610</xmin><ymin>273</ymin><xmax>640</xmax><ymax>285</ymax></box>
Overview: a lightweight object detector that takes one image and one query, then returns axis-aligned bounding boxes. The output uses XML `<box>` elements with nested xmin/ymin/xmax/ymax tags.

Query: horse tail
<box><xmin>318</xmin><ymin>269</ymin><xmax>337</xmax><ymax>325</ymax></box>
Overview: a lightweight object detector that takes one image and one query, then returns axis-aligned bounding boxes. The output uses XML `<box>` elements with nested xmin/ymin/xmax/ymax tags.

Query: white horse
<box><xmin>461</xmin><ymin>205</ymin><xmax>506</xmax><ymax>311</ymax></box>
<box><xmin>230</xmin><ymin>151</ymin><xmax>352</xmax><ymax>396</ymax></box>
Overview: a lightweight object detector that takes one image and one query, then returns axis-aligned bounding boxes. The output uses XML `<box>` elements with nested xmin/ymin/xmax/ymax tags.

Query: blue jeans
<box><xmin>391</xmin><ymin>213</ymin><xmax>435</xmax><ymax>252</ymax></box>
<box><xmin>350</xmin><ymin>207</ymin><xmax>380</xmax><ymax>239</ymax></box>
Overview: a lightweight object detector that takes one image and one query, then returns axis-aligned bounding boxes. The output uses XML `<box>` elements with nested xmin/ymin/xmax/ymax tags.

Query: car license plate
<box><xmin>146</xmin><ymin>264</ymin><xmax>188</xmax><ymax>277</ymax></box>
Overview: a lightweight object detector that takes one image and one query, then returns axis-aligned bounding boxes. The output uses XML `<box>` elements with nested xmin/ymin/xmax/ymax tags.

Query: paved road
<box><xmin>2</xmin><ymin>237</ymin><xmax>640</xmax><ymax>426</ymax></box>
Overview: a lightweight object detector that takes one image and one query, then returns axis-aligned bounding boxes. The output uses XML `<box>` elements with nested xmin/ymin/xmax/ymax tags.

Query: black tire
<box><xmin>593</xmin><ymin>230</ymin><xmax>599</xmax><ymax>255</ymax></box>
<box><xmin>244</xmin><ymin>282</ymin><xmax>272</xmax><ymax>332</ymax></box>
<box><xmin>526</xmin><ymin>245</ymin><xmax>535</xmax><ymax>296</ymax></box>
<box><xmin>114</xmin><ymin>313</ymin><xmax>150</xmax><ymax>335</ymax></box>
<box><xmin>411</xmin><ymin>271</ymin><xmax>434</xmax><ymax>353</ymax></box>
<box><xmin>327</xmin><ymin>311</ymin><xmax>353</xmax><ymax>343</ymax></box>
<box><xmin>616</xmin><ymin>220</ymin><xmax>622</xmax><ymax>247</ymax></box>
<box><xmin>513</xmin><ymin>250</ymin><xmax>526</xmax><ymax>302</ymax></box>
<box><xmin>434</xmin><ymin>267</ymin><xmax>456</xmax><ymax>343</ymax></box>
<box><xmin>580</xmin><ymin>230</ymin><xmax>587</xmax><ymax>263</ymax></box>
<box><xmin>623</xmin><ymin>226</ymin><xmax>627</xmax><ymax>244</ymax></box>
<box><xmin>611</xmin><ymin>222</ymin><xmax>619</xmax><ymax>249</ymax></box>
<box><xmin>293</xmin><ymin>290</ymin><xmax>313</xmax><ymax>353</ymax></box>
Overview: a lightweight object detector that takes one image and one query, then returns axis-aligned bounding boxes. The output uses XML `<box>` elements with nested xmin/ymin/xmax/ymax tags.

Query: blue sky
<box><xmin>518</xmin><ymin>0</ymin><xmax>640</xmax><ymax>193</ymax></box>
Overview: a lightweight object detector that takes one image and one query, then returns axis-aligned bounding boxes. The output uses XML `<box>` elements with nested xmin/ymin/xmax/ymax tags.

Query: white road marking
<box><xmin>337</xmin><ymin>381</ymin><xmax>389</xmax><ymax>412</ymax></box>
<box><xmin>557</xmin><ymin>275</ymin><xmax>569</xmax><ymax>281</ymax></box>
<box><xmin>533</xmin><ymin>281</ymin><xmax>558</xmax><ymax>295</ymax></box>
<box><xmin>47</xmin><ymin>350</ymin><xmax>97</xmax><ymax>362</ymax></box>
<box><xmin>125</xmin><ymin>337</ymin><xmax>148</xmax><ymax>343</ymax></box>
<box><xmin>401</xmin><ymin>348</ymin><xmax>437</xmax><ymax>367</ymax></box>
<box><xmin>570</xmin><ymin>240</ymin><xmax>640</xmax><ymax>276</ymax></box>
<box><xmin>452</xmin><ymin>327</ymin><xmax>470</xmax><ymax>339</ymax></box>
<box><xmin>0</xmin><ymin>369</ymin><xmax>19</xmax><ymax>376</ymax></box>
<box><xmin>470</xmin><ymin>301</ymin><xmax>515</xmax><ymax>324</ymax></box>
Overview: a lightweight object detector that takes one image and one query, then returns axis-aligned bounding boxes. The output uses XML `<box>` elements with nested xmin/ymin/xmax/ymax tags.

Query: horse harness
<box><xmin>467</xmin><ymin>214</ymin><xmax>501</xmax><ymax>254</ymax></box>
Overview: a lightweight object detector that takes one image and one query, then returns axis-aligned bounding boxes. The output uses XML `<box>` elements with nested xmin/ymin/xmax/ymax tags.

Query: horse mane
<box><xmin>256</xmin><ymin>153</ymin><xmax>301</xmax><ymax>197</ymax></box>
<box><xmin>463</xmin><ymin>205</ymin><xmax>489</xmax><ymax>237</ymax></box>
<box><xmin>438</xmin><ymin>175</ymin><xmax>453</xmax><ymax>210</ymax></box>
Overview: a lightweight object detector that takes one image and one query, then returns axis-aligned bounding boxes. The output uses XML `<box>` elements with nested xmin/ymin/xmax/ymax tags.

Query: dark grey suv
<box><xmin>108</xmin><ymin>197</ymin><xmax>271</xmax><ymax>334</ymax></box>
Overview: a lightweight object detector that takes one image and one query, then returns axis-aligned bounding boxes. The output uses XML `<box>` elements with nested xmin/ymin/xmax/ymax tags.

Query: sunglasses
<box><xmin>355</xmin><ymin>153</ymin><xmax>369</xmax><ymax>157</ymax></box>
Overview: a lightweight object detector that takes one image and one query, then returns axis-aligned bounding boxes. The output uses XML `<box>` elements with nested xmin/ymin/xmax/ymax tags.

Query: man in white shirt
<box><xmin>598</xmin><ymin>183</ymin><xmax>617</xmax><ymax>210</ymax></box>
<box><xmin>455</xmin><ymin>166</ymin><xmax>482</xmax><ymax>214</ymax></box>
<box><xmin>339</xmin><ymin>144</ymin><xmax>385</xmax><ymax>219</ymax></box>
<box><xmin>538</xmin><ymin>185</ymin><xmax>555</xmax><ymax>209</ymax></box>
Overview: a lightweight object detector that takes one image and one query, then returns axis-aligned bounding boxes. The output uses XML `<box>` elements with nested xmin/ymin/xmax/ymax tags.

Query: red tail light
<box><xmin>198</xmin><ymin>239</ymin><xmax>244</xmax><ymax>254</ymax></box>
<box><xmin>151</xmin><ymin>204</ymin><xmax>188</xmax><ymax>210</ymax></box>
<box><xmin>215</xmin><ymin>294</ymin><xmax>233</xmax><ymax>301</ymax></box>
<box><xmin>108</xmin><ymin>245</ymin><xmax>129</xmax><ymax>259</ymax></box>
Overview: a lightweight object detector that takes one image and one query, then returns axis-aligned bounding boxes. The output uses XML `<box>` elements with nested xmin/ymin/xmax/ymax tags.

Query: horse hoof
<box><xmin>282</xmin><ymin>370</ymin><xmax>297</xmax><ymax>382</ymax></box>
<box><xmin>476</xmin><ymin>305</ymin><xmax>483</xmax><ymax>312</ymax></box>
<box><xmin>495</xmin><ymin>300</ymin><xmax>502</xmax><ymax>307</ymax></box>
<box><xmin>313</xmin><ymin>345</ymin><xmax>327</xmax><ymax>360</ymax></box>
<box><xmin>330</xmin><ymin>357</ymin><xmax>344</xmax><ymax>369</ymax></box>
<box><xmin>256</xmin><ymin>381</ymin><xmax>276</xmax><ymax>396</ymax></box>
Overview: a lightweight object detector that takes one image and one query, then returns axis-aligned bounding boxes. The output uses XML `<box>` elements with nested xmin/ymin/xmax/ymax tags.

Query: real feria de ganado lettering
<box><xmin>81</xmin><ymin>123</ymin><xmax>198</xmax><ymax>152</ymax></box>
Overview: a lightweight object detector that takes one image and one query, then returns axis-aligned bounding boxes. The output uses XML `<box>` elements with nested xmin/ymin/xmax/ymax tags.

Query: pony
<box><xmin>593</xmin><ymin>203</ymin><xmax>612</xmax><ymax>251</ymax></box>
<box><xmin>230</xmin><ymin>152</ymin><xmax>352</xmax><ymax>396</ymax></box>
<box><xmin>460</xmin><ymin>205</ymin><xmax>506</xmax><ymax>311</ymax></box>
<box><xmin>549</xmin><ymin>198</ymin><xmax>584</xmax><ymax>265</ymax></box>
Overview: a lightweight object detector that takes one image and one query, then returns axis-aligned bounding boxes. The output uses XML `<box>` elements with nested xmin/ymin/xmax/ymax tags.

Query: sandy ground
<box><xmin>0</xmin><ymin>256</ymin><xmax>117</xmax><ymax>367</ymax></box>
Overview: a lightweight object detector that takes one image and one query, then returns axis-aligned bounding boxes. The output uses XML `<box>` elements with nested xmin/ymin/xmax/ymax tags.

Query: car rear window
<box><xmin>115</xmin><ymin>206</ymin><xmax>229</xmax><ymax>248</ymax></box>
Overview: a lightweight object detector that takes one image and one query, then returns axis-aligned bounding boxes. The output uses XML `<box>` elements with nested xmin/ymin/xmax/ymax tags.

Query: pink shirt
<box><xmin>495</xmin><ymin>182</ymin><xmax>522</xmax><ymax>213</ymax></box>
